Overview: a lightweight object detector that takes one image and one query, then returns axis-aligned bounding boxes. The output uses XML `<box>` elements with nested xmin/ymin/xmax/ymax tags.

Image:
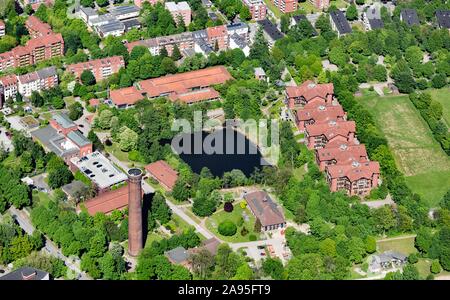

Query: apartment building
<box><xmin>0</xmin><ymin>75</ymin><xmax>18</xmax><ymax>105</ymax></box>
<box><xmin>305</xmin><ymin>120</ymin><xmax>356</xmax><ymax>150</ymax></box>
<box><xmin>165</xmin><ymin>2</ymin><xmax>192</xmax><ymax>26</ymax></box>
<box><xmin>330</xmin><ymin>10</ymin><xmax>352</xmax><ymax>38</ymax></box>
<box><xmin>400</xmin><ymin>9</ymin><xmax>420</xmax><ymax>27</ymax></box>
<box><xmin>271</xmin><ymin>0</ymin><xmax>297</xmax><ymax>14</ymax></box>
<box><xmin>316</xmin><ymin>142</ymin><xmax>368</xmax><ymax>171</ymax></box>
<box><xmin>242</xmin><ymin>0</ymin><xmax>267</xmax><ymax>21</ymax></box>
<box><xmin>0</xmin><ymin>20</ymin><xmax>5</xmax><ymax>37</ymax></box>
<box><xmin>25</xmin><ymin>16</ymin><xmax>52</xmax><ymax>38</ymax></box>
<box><xmin>206</xmin><ymin>25</ymin><xmax>228</xmax><ymax>51</ymax></box>
<box><xmin>257</xmin><ymin>19</ymin><xmax>284</xmax><ymax>49</ymax></box>
<box><xmin>66</xmin><ymin>56</ymin><xmax>125</xmax><ymax>82</ymax></box>
<box><xmin>362</xmin><ymin>4</ymin><xmax>384</xmax><ymax>31</ymax></box>
<box><xmin>326</xmin><ymin>161</ymin><xmax>380</xmax><ymax>196</ymax></box>
<box><xmin>295</xmin><ymin>104</ymin><xmax>346</xmax><ymax>131</ymax></box>
<box><xmin>17</xmin><ymin>66</ymin><xmax>58</xmax><ymax>97</ymax></box>
<box><xmin>286</xmin><ymin>81</ymin><xmax>334</xmax><ymax>109</ymax></box>
<box><xmin>309</xmin><ymin>0</ymin><xmax>330</xmax><ymax>10</ymax></box>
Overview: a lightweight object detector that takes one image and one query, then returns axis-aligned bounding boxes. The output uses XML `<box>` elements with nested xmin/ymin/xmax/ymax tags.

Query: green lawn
<box><xmin>64</xmin><ymin>96</ymin><xmax>76</xmax><ymax>107</ymax></box>
<box><xmin>298</xmin><ymin>0</ymin><xmax>348</xmax><ymax>13</ymax></box>
<box><xmin>357</xmin><ymin>92</ymin><xmax>450</xmax><ymax>207</ymax></box>
<box><xmin>32</xmin><ymin>191</ymin><xmax>52</xmax><ymax>207</ymax></box>
<box><xmin>415</xmin><ymin>258</ymin><xmax>432</xmax><ymax>278</ymax></box>
<box><xmin>428</xmin><ymin>88</ymin><xmax>450</xmax><ymax>127</ymax></box>
<box><xmin>205</xmin><ymin>203</ymin><xmax>257</xmax><ymax>243</ymax></box>
<box><xmin>376</xmin><ymin>235</ymin><xmax>417</xmax><ymax>255</ymax></box>
<box><xmin>165</xmin><ymin>214</ymin><xmax>198</xmax><ymax>236</ymax></box>
<box><xmin>263</xmin><ymin>0</ymin><xmax>282</xmax><ymax>18</ymax></box>
<box><xmin>144</xmin><ymin>231</ymin><xmax>167</xmax><ymax>248</ymax></box>
<box><xmin>105</xmin><ymin>143</ymin><xmax>130</xmax><ymax>164</ymax></box>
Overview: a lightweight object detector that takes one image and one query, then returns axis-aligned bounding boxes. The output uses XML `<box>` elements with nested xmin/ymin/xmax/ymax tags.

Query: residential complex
<box><xmin>165</xmin><ymin>2</ymin><xmax>192</xmax><ymax>26</ymax></box>
<box><xmin>257</xmin><ymin>19</ymin><xmax>284</xmax><ymax>49</ymax></box>
<box><xmin>206</xmin><ymin>25</ymin><xmax>229</xmax><ymax>51</ymax></box>
<box><xmin>242</xmin><ymin>0</ymin><xmax>267</xmax><ymax>21</ymax></box>
<box><xmin>286</xmin><ymin>82</ymin><xmax>381</xmax><ymax>196</ymax></box>
<box><xmin>25</xmin><ymin>16</ymin><xmax>52</xmax><ymax>38</ymax></box>
<box><xmin>66</xmin><ymin>56</ymin><xmax>125</xmax><ymax>83</ymax></box>
<box><xmin>0</xmin><ymin>66</ymin><xmax>58</xmax><ymax>105</ymax></box>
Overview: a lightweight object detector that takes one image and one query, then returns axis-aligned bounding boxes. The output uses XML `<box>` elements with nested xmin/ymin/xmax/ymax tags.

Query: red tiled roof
<box><xmin>27</xmin><ymin>33</ymin><xmax>63</xmax><ymax>49</ymax></box>
<box><xmin>80</xmin><ymin>186</ymin><xmax>129</xmax><ymax>215</ymax></box>
<box><xmin>326</xmin><ymin>161</ymin><xmax>380</xmax><ymax>182</ymax></box>
<box><xmin>89</xmin><ymin>99</ymin><xmax>100</xmax><ymax>107</ymax></box>
<box><xmin>206</xmin><ymin>25</ymin><xmax>227</xmax><ymax>39</ymax></box>
<box><xmin>67</xmin><ymin>56</ymin><xmax>124</xmax><ymax>76</ymax></box>
<box><xmin>316</xmin><ymin>143</ymin><xmax>368</xmax><ymax>165</ymax></box>
<box><xmin>296</xmin><ymin>104</ymin><xmax>345</xmax><ymax>123</ymax></box>
<box><xmin>12</xmin><ymin>45</ymin><xmax>30</xmax><ymax>57</ymax></box>
<box><xmin>110</xmin><ymin>86</ymin><xmax>145</xmax><ymax>106</ymax></box>
<box><xmin>138</xmin><ymin>66</ymin><xmax>232</xmax><ymax>98</ymax></box>
<box><xmin>305</xmin><ymin>120</ymin><xmax>356</xmax><ymax>139</ymax></box>
<box><xmin>286</xmin><ymin>80</ymin><xmax>334</xmax><ymax>100</ymax></box>
<box><xmin>25</xmin><ymin>16</ymin><xmax>52</xmax><ymax>36</ymax></box>
<box><xmin>168</xmin><ymin>87</ymin><xmax>220</xmax><ymax>104</ymax></box>
<box><xmin>243</xmin><ymin>191</ymin><xmax>285</xmax><ymax>227</ymax></box>
<box><xmin>0</xmin><ymin>74</ymin><xmax>18</xmax><ymax>86</ymax></box>
<box><xmin>145</xmin><ymin>160</ymin><xmax>179</xmax><ymax>190</ymax></box>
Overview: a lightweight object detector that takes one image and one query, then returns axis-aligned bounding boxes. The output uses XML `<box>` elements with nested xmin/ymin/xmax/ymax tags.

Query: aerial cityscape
<box><xmin>0</xmin><ymin>0</ymin><xmax>449</xmax><ymax>284</ymax></box>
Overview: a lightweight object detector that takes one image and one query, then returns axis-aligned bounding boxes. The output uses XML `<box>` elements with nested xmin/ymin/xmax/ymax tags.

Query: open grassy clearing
<box><xmin>205</xmin><ymin>202</ymin><xmax>257</xmax><ymax>243</ymax></box>
<box><xmin>376</xmin><ymin>235</ymin><xmax>417</xmax><ymax>255</ymax></box>
<box><xmin>357</xmin><ymin>92</ymin><xmax>450</xmax><ymax>207</ymax></box>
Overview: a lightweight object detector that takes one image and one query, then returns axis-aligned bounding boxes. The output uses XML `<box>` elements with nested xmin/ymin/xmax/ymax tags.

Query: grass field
<box><xmin>415</xmin><ymin>258</ymin><xmax>432</xmax><ymax>278</ymax></box>
<box><xmin>357</xmin><ymin>91</ymin><xmax>450</xmax><ymax>207</ymax></box>
<box><xmin>428</xmin><ymin>88</ymin><xmax>450</xmax><ymax>127</ymax></box>
<box><xmin>205</xmin><ymin>203</ymin><xmax>257</xmax><ymax>243</ymax></box>
<box><xmin>376</xmin><ymin>235</ymin><xmax>417</xmax><ymax>255</ymax></box>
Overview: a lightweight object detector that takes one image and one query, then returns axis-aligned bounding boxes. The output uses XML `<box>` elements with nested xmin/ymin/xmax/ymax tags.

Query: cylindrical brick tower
<box><xmin>127</xmin><ymin>168</ymin><xmax>143</xmax><ymax>257</ymax></box>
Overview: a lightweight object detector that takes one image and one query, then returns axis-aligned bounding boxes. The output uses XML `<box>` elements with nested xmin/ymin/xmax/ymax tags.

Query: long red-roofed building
<box><xmin>295</xmin><ymin>103</ymin><xmax>346</xmax><ymax>131</ymax></box>
<box><xmin>326</xmin><ymin>161</ymin><xmax>380</xmax><ymax>196</ymax></box>
<box><xmin>316</xmin><ymin>142</ymin><xmax>368</xmax><ymax>171</ymax></box>
<box><xmin>138</xmin><ymin>66</ymin><xmax>232</xmax><ymax>103</ymax></box>
<box><xmin>109</xmin><ymin>86</ymin><xmax>145</xmax><ymax>109</ymax></box>
<box><xmin>286</xmin><ymin>80</ymin><xmax>334</xmax><ymax>109</ymax></box>
<box><xmin>78</xmin><ymin>185</ymin><xmax>129</xmax><ymax>215</ymax></box>
<box><xmin>305</xmin><ymin>120</ymin><xmax>356</xmax><ymax>150</ymax></box>
<box><xmin>145</xmin><ymin>160</ymin><xmax>179</xmax><ymax>191</ymax></box>
<box><xmin>66</xmin><ymin>56</ymin><xmax>125</xmax><ymax>82</ymax></box>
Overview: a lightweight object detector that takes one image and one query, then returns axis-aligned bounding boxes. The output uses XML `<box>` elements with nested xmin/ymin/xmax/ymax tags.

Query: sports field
<box><xmin>357</xmin><ymin>91</ymin><xmax>450</xmax><ymax>207</ymax></box>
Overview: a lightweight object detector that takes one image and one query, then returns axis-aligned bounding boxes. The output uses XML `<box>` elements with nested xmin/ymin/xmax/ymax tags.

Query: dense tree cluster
<box><xmin>409</xmin><ymin>92</ymin><xmax>449</xmax><ymax>154</ymax></box>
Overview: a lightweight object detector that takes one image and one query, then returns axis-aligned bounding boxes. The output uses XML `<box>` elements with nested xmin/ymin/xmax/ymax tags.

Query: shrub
<box><xmin>240</xmin><ymin>227</ymin><xmax>249</xmax><ymax>236</ymax></box>
<box><xmin>105</xmin><ymin>139</ymin><xmax>112</xmax><ymax>146</ymax></box>
<box><xmin>237</xmin><ymin>216</ymin><xmax>244</xmax><ymax>227</ymax></box>
<box><xmin>224</xmin><ymin>202</ymin><xmax>234</xmax><ymax>213</ymax></box>
<box><xmin>431</xmin><ymin>260</ymin><xmax>441</xmax><ymax>274</ymax></box>
<box><xmin>249</xmin><ymin>234</ymin><xmax>257</xmax><ymax>241</ymax></box>
<box><xmin>218</xmin><ymin>220</ymin><xmax>237</xmax><ymax>236</ymax></box>
<box><xmin>408</xmin><ymin>253</ymin><xmax>419</xmax><ymax>264</ymax></box>
<box><xmin>240</xmin><ymin>202</ymin><xmax>247</xmax><ymax>209</ymax></box>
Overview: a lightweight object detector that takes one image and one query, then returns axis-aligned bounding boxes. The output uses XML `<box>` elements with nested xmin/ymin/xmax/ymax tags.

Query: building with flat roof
<box><xmin>400</xmin><ymin>9</ymin><xmax>420</xmax><ymax>27</ymax></box>
<box><xmin>330</xmin><ymin>10</ymin><xmax>352</xmax><ymax>37</ymax></box>
<box><xmin>109</xmin><ymin>5</ymin><xmax>141</xmax><ymax>21</ymax></box>
<box><xmin>0</xmin><ymin>267</ymin><xmax>49</xmax><ymax>281</ymax></box>
<box><xmin>96</xmin><ymin>20</ymin><xmax>125</xmax><ymax>38</ymax></box>
<box><xmin>165</xmin><ymin>2</ymin><xmax>192</xmax><ymax>26</ymax></box>
<box><xmin>244</xmin><ymin>190</ymin><xmax>286</xmax><ymax>231</ymax></box>
<box><xmin>70</xmin><ymin>151</ymin><xmax>128</xmax><ymax>190</ymax></box>
<box><xmin>145</xmin><ymin>160</ymin><xmax>179</xmax><ymax>191</ymax></box>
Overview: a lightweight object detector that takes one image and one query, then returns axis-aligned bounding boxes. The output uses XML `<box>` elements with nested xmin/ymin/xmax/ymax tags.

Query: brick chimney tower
<box><xmin>127</xmin><ymin>168</ymin><xmax>143</xmax><ymax>257</ymax></box>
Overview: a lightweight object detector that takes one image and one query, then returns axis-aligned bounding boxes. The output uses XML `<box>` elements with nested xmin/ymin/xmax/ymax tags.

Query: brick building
<box><xmin>25</xmin><ymin>16</ymin><xmax>52</xmax><ymax>38</ymax></box>
<box><xmin>66</xmin><ymin>56</ymin><xmax>125</xmax><ymax>82</ymax></box>
<box><xmin>271</xmin><ymin>0</ymin><xmax>297</xmax><ymax>14</ymax></box>
<box><xmin>165</xmin><ymin>2</ymin><xmax>192</xmax><ymax>26</ymax></box>
<box><xmin>316</xmin><ymin>142</ymin><xmax>368</xmax><ymax>171</ymax></box>
<box><xmin>305</xmin><ymin>120</ymin><xmax>356</xmax><ymax>150</ymax></box>
<box><xmin>206</xmin><ymin>25</ymin><xmax>228</xmax><ymax>51</ymax></box>
<box><xmin>295</xmin><ymin>103</ymin><xmax>346</xmax><ymax>131</ymax></box>
<box><xmin>286</xmin><ymin>80</ymin><xmax>334</xmax><ymax>109</ymax></box>
<box><xmin>242</xmin><ymin>0</ymin><xmax>267</xmax><ymax>21</ymax></box>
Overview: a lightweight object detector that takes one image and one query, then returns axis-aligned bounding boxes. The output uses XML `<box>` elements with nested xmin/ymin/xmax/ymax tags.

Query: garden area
<box><xmin>205</xmin><ymin>202</ymin><xmax>259</xmax><ymax>243</ymax></box>
<box><xmin>376</xmin><ymin>235</ymin><xmax>417</xmax><ymax>255</ymax></box>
